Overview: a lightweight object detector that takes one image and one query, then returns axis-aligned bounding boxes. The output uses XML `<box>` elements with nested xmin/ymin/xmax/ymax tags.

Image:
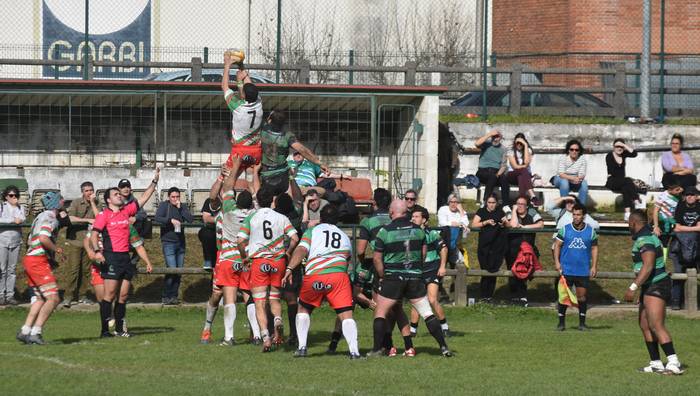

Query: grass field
<box><xmin>0</xmin><ymin>305</ymin><xmax>699</xmax><ymax>395</ymax></box>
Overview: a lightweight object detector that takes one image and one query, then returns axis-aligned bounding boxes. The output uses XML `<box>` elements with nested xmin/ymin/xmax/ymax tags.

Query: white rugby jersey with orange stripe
<box><xmin>226</xmin><ymin>94</ymin><xmax>263</xmax><ymax>146</ymax></box>
<box><xmin>26</xmin><ymin>211</ymin><xmax>59</xmax><ymax>257</ymax></box>
<box><xmin>238</xmin><ymin>207</ymin><xmax>297</xmax><ymax>259</ymax></box>
<box><xmin>215</xmin><ymin>191</ymin><xmax>254</xmax><ymax>262</ymax></box>
<box><xmin>298</xmin><ymin>224</ymin><xmax>352</xmax><ymax>276</ymax></box>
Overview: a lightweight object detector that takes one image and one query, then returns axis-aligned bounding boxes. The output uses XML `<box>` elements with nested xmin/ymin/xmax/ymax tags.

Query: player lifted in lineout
<box><xmin>222</xmin><ymin>50</ymin><xmax>263</xmax><ymax>175</ymax></box>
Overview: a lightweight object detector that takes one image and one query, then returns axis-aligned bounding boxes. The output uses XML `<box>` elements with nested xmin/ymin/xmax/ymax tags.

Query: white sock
<box><xmin>342</xmin><ymin>318</ymin><xmax>359</xmax><ymax>355</ymax></box>
<box><xmin>223</xmin><ymin>304</ymin><xmax>236</xmax><ymax>341</ymax></box>
<box><xmin>441</xmin><ymin>322</ymin><xmax>449</xmax><ymax>331</ymax></box>
<box><xmin>274</xmin><ymin>316</ymin><xmax>283</xmax><ymax>328</ymax></box>
<box><xmin>204</xmin><ymin>303</ymin><xmax>218</xmax><ymax>331</ymax></box>
<box><xmin>296</xmin><ymin>313</ymin><xmax>310</xmax><ymax>349</ymax></box>
<box><xmin>30</xmin><ymin>326</ymin><xmax>42</xmax><ymax>335</ymax></box>
<box><xmin>247</xmin><ymin>304</ymin><xmax>261</xmax><ymax>338</ymax></box>
<box><xmin>21</xmin><ymin>325</ymin><xmax>31</xmax><ymax>335</ymax></box>
<box><xmin>667</xmin><ymin>354</ymin><xmax>680</xmax><ymax>364</ymax></box>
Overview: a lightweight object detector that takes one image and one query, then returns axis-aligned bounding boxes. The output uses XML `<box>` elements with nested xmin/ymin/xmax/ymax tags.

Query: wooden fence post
<box><xmin>191</xmin><ymin>57</ymin><xmax>202</xmax><ymax>82</ymax></box>
<box><xmin>613</xmin><ymin>63</ymin><xmax>627</xmax><ymax>119</ymax></box>
<box><xmin>685</xmin><ymin>268</ymin><xmax>697</xmax><ymax>314</ymax></box>
<box><xmin>455</xmin><ymin>266</ymin><xmax>468</xmax><ymax>306</ymax></box>
<box><xmin>510</xmin><ymin>63</ymin><xmax>522</xmax><ymax>116</ymax></box>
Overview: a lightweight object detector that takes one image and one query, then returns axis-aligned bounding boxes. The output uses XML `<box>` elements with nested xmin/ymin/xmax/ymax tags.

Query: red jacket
<box><xmin>511</xmin><ymin>241</ymin><xmax>542</xmax><ymax>280</ymax></box>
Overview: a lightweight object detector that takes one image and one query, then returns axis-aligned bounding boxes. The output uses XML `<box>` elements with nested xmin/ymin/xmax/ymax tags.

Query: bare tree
<box><xmin>257</xmin><ymin>2</ymin><xmax>343</xmax><ymax>84</ymax></box>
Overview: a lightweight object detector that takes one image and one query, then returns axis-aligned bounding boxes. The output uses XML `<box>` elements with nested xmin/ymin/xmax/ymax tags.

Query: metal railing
<box><xmin>4</xmin><ymin>58</ymin><xmax>700</xmax><ymax>118</ymax></box>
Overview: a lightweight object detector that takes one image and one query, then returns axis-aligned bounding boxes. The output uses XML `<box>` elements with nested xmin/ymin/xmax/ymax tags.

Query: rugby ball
<box><xmin>225</xmin><ymin>49</ymin><xmax>245</xmax><ymax>64</ymax></box>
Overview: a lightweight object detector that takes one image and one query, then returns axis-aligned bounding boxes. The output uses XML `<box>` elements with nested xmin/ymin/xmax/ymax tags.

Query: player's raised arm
<box><xmin>138</xmin><ymin>167</ymin><xmax>160</xmax><ymax>208</ymax></box>
<box><xmin>222</xmin><ymin>53</ymin><xmax>234</xmax><ymax>103</ymax></box>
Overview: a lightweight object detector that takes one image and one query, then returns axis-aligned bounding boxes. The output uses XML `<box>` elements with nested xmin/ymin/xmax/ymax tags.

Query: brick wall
<box><xmin>492</xmin><ymin>0</ymin><xmax>700</xmax><ymax>87</ymax></box>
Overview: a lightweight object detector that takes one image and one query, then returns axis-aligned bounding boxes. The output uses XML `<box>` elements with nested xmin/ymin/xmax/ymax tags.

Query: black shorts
<box><xmin>261</xmin><ymin>171</ymin><xmax>290</xmax><ymax>196</ymax></box>
<box><xmin>562</xmin><ymin>275</ymin><xmax>590</xmax><ymax>290</ymax></box>
<box><xmin>101</xmin><ymin>251</ymin><xmax>136</xmax><ymax>281</ymax></box>
<box><xmin>281</xmin><ymin>266</ymin><xmax>303</xmax><ymax>294</ymax></box>
<box><xmin>378</xmin><ymin>278</ymin><xmax>426</xmax><ymax>300</ymax></box>
<box><xmin>641</xmin><ymin>276</ymin><xmax>672</xmax><ymax>304</ymax></box>
<box><xmin>422</xmin><ymin>269</ymin><xmax>443</xmax><ymax>285</ymax></box>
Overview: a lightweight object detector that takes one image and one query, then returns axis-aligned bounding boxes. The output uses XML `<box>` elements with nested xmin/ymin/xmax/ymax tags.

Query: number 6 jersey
<box><xmin>238</xmin><ymin>207</ymin><xmax>297</xmax><ymax>259</ymax></box>
<box><xmin>298</xmin><ymin>224</ymin><xmax>352</xmax><ymax>276</ymax></box>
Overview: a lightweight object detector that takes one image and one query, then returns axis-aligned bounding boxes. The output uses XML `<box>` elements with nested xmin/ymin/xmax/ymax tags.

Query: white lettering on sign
<box><xmin>47</xmin><ymin>40</ymin><xmax>145</xmax><ymax>74</ymax></box>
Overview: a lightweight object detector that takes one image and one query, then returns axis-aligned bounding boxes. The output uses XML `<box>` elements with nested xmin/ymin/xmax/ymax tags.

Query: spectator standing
<box><xmin>475</xmin><ymin>130</ymin><xmax>510</xmax><ymax>206</ymax></box>
<box><xmin>470</xmin><ymin>194</ymin><xmax>508</xmax><ymax>301</ymax></box>
<box><xmin>198</xmin><ymin>197</ymin><xmax>220</xmax><ymax>270</ymax></box>
<box><xmin>0</xmin><ymin>185</ymin><xmax>26</xmax><ymax>305</ymax></box>
<box><xmin>437</xmin><ymin>194</ymin><xmax>470</xmax><ymax>268</ymax></box>
<box><xmin>63</xmin><ymin>181</ymin><xmax>97</xmax><ymax>307</ymax></box>
<box><xmin>661</xmin><ymin>133</ymin><xmax>696</xmax><ymax>190</ymax></box>
<box><xmin>301</xmin><ymin>189</ymin><xmax>328</xmax><ymax>229</ymax></box>
<box><xmin>605</xmin><ymin>139</ymin><xmax>640</xmax><ymax>221</ymax></box>
<box><xmin>552</xmin><ymin>139</ymin><xmax>589</xmax><ymax>205</ymax></box>
<box><xmin>155</xmin><ymin>187</ymin><xmax>194</xmax><ymax>305</ymax></box>
<box><xmin>506</xmin><ymin>133</ymin><xmax>540</xmax><ymax>206</ymax></box>
<box><xmin>669</xmin><ymin>186</ymin><xmax>700</xmax><ymax>310</ymax></box>
<box><xmin>506</xmin><ymin>196</ymin><xmax>544</xmax><ymax>307</ymax></box>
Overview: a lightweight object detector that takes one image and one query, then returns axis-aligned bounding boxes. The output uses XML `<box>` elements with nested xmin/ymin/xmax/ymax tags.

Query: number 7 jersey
<box><xmin>299</xmin><ymin>224</ymin><xmax>352</xmax><ymax>276</ymax></box>
<box><xmin>226</xmin><ymin>95</ymin><xmax>263</xmax><ymax>146</ymax></box>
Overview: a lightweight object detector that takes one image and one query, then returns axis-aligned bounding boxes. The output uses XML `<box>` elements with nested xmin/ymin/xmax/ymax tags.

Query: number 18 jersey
<box><xmin>238</xmin><ymin>207</ymin><xmax>296</xmax><ymax>259</ymax></box>
<box><xmin>299</xmin><ymin>224</ymin><xmax>352</xmax><ymax>276</ymax></box>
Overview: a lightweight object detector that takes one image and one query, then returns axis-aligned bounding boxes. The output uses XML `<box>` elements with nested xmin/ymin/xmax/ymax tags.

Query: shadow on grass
<box><xmin>128</xmin><ymin>326</ymin><xmax>176</xmax><ymax>335</ymax></box>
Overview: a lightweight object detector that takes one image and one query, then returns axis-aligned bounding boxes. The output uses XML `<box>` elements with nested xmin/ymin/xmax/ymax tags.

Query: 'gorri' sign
<box><xmin>42</xmin><ymin>0</ymin><xmax>151</xmax><ymax>78</ymax></box>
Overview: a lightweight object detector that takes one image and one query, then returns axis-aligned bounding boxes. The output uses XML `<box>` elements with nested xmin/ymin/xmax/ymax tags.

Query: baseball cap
<box><xmin>118</xmin><ymin>179</ymin><xmax>131</xmax><ymax>188</ymax></box>
<box><xmin>684</xmin><ymin>186</ymin><xmax>699</xmax><ymax>196</ymax></box>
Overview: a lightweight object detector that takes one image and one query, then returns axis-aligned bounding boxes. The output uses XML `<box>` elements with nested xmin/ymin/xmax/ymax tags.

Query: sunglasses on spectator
<box><xmin>6</xmin><ymin>193</ymin><xmax>17</xmax><ymax>198</ymax></box>
<box><xmin>614</xmin><ymin>145</ymin><xmax>624</xmax><ymax>149</ymax></box>
<box><xmin>569</xmin><ymin>148</ymin><xmax>580</xmax><ymax>152</ymax></box>
<box><xmin>405</xmin><ymin>197</ymin><xmax>416</xmax><ymax>201</ymax></box>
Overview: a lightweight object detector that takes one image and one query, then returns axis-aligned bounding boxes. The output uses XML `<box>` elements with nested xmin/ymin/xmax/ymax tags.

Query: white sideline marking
<box><xmin>0</xmin><ymin>352</ymin><xmax>85</xmax><ymax>369</ymax></box>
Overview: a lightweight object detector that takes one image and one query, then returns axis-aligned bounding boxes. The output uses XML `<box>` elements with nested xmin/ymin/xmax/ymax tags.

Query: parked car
<box><xmin>450</xmin><ymin>88</ymin><xmax>611</xmax><ymax>108</ymax></box>
<box><xmin>145</xmin><ymin>69</ymin><xmax>275</xmax><ymax>84</ymax></box>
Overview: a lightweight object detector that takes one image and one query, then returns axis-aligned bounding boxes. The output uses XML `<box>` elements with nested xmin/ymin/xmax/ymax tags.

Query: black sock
<box><xmin>373</xmin><ymin>318</ymin><xmax>387</xmax><ymax>352</ymax></box>
<box><xmin>287</xmin><ymin>304</ymin><xmax>298</xmax><ymax>338</ymax></box>
<box><xmin>646</xmin><ymin>341</ymin><xmax>661</xmax><ymax>361</ymax></box>
<box><xmin>425</xmin><ymin>315</ymin><xmax>447</xmax><ymax>349</ymax></box>
<box><xmin>403</xmin><ymin>335</ymin><xmax>413</xmax><ymax>350</ymax></box>
<box><xmin>578</xmin><ymin>301</ymin><xmax>587</xmax><ymax>326</ymax></box>
<box><xmin>328</xmin><ymin>331</ymin><xmax>342</xmax><ymax>351</ymax></box>
<box><xmin>114</xmin><ymin>302</ymin><xmax>126</xmax><ymax>332</ymax></box>
<box><xmin>99</xmin><ymin>300</ymin><xmax>112</xmax><ymax>333</ymax></box>
<box><xmin>660</xmin><ymin>342</ymin><xmax>676</xmax><ymax>358</ymax></box>
<box><xmin>410</xmin><ymin>321</ymin><xmax>419</xmax><ymax>331</ymax></box>
<box><xmin>439</xmin><ymin>318</ymin><xmax>447</xmax><ymax>325</ymax></box>
<box><xmin>557</xmin><ymin>304</ymin><xmax>567</xmax><ymax>325</ymax></box>
<box><xmin>383</xmin><ymin>332</ymin><xmax>393</xmax><ymax>350</ymax></box>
